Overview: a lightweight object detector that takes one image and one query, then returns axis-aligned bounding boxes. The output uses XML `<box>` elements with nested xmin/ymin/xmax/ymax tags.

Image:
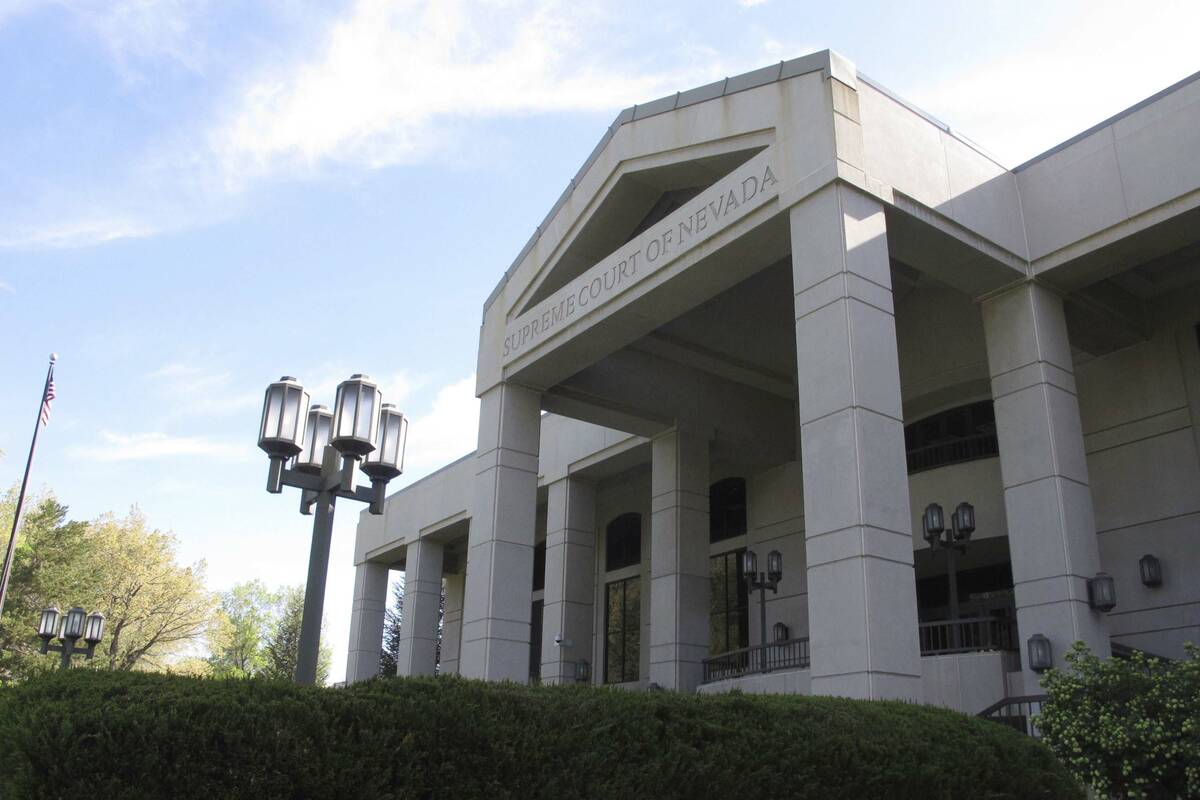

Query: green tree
<box><xmin>1038</xmin><ymin>642</ymin><xmax>1200</xmax><ymax>799</ymax></box>
<box><xmin>207</xmin><ymin>580</ymin><xmax>279</xmax><ymax>678</ymax></box>
<box><xmin>379</xmin><ymin>577</ymin><xmax>404</xmax><ymax>676</ymax></box>
<box><xmin>0</xmin><ymin>490</ymin><xmax>91</xmax><ymax>683</ymax></box>
<box><xmin>262</xmin><ymin>585</ymin><xmax>331</xmax><ymax>684</ymax></box>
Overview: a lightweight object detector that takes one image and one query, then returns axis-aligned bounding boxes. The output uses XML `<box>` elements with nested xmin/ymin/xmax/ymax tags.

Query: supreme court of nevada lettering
<box><xmin>345</xmin><ymin>50</ymin><xmax>1200</xmax><ymax>710</ymax></box>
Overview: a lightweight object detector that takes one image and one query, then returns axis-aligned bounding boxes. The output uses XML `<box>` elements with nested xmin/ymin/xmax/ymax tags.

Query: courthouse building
<box><xmin>345</xmin><ymin>50</ymin><xmax>1200</xmax><ymax>713</ymax></box>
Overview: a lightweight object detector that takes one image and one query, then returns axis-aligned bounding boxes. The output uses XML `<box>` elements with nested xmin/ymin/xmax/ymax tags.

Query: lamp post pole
<box><xmin>741</xmin><ymin>550</ymin><xmax>783</xmax><ymax>673</ymax></box>
<box><xmin>258</xmin><ymin>375</ymin><xmax>408</xmax><ymax>686</ymax></box>
<box><xmin>922</xmin><ymin>501</ymin><xmax>976</xmax><ymax>650</ymax></box>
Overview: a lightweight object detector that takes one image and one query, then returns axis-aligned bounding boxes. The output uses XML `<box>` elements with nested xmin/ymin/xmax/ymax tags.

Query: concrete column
<box><xmin>982</xmin><ymin>282</ymin><xmax>1111</xmax><ymax>688</ymax></box>
<box><xmin>790</xmin><ymin>182</ymin><xmax>922</xmax><ymax>701</ymax></box>
<box><xmin>461</xmin><ymin>381</ymin><xmax>542</xmax><ymax>682</ymax></box>
<box><xmin>439</xmin><ymin>571</ymin><xmax>465</xmax><ymax>676</ymax></box>
<box><xmin>540</xmin><ymin>477</ymin><xmax>596</xmax><ymax>685</ymax></box>
<box><xmin>344</xmin><ymin>561</ymin><xmax>389</xmax><ymax>683</ymax></box>
<box><xmin>395</xmin><ymin>537</ymin><xmax>443</xmax><ymax>677</ymax></box>
<box><xmin>649</xmin><ymin>428</ymin><xmax>710</xmax><ymax>692</ymax></box>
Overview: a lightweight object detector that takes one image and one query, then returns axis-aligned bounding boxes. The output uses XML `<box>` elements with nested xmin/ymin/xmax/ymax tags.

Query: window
<box><xmin>529</xmin><ymin>600</ymin><xmax>543</xmax><ymax>684</ymax></box>
<box><xmin>604</xmin><ymin>577</ymin><xmax>640</xmax><ymax>683</ymax></box>
<box><xmin>709</xmin><ymin>478</ymin><xmax>747</xmax><ymax>543</ymax></box>
<box><xmin>532</xmin><ymin>541</ymin><xmax>546</xmax><ymax>592</ymax></box>
<box><xmin>709</xmin><ymin>549</ymin><xmax>750</xmax><ymax>655</ymax></box>
<box><xmin>605</xmin><ymin>513</ymin><xmax>642</xmax><ymax>571</ymax></box>
<box><xmin>904</xmin><ymin>401</ymin><xmax>998</xmax><ymax>473</ymax></box>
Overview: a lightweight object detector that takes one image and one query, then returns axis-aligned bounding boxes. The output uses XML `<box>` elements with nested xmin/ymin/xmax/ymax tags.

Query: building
<box><xmin>344</xmin><ymin>50</ymin><xmax>1200</xmax><ymax>713</ymax></box>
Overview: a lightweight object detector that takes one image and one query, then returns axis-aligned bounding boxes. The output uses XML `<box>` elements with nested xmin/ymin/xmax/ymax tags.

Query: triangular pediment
<box><xmin>515</xmin><ymin>146</ymin><xmax>766</xmax><ymax>315</ymax></box>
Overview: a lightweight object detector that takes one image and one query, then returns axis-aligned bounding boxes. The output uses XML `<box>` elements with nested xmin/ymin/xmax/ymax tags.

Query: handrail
<box><xmin>978</xmin><ymin>694</ymin><xmax>1048</xmax><ymax>738</ymax></box>
<box><xmin>702</xmin><ymin>637</ymin><xmax>810</xmax><ymax>683</ymax></box>
<box><xmin>919</xmin><ymin>616</ymin><xmax>1017</xmax><ymax>655</ymax></box>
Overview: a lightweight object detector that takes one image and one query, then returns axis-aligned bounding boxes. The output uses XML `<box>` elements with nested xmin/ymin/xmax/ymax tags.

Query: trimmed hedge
<box><xmin>0</xmin><ymin>670</ymin><xmax>1081</xmax><ymax>799</ymax></box>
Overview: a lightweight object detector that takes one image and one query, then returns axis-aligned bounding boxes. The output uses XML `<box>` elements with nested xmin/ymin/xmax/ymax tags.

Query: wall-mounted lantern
<box><xmin>1027</xmin><ymin>633</ymin><xmax>1053</xmax><ymax>672</ymax></box>
<box><xmin>1139</xmin><ymin>554</ymin><xmax>1163</xmax><ymax>587</ymax></box>
<box><xmin>574</xmin><ymin>659</ymin><xmax>591</xmax><ymax>684</ymax></box>
<box><xmin>772</xmin><ymin>621</ymin><xmax>790</xmax><ymax>642</ymax></box>
<box><xmin>1087</xmin><ymin>572</ymin><xmax>1117</xmax><ymax>612</ymax></box>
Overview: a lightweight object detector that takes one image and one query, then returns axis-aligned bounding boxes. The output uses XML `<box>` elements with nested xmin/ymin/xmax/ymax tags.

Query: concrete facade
<box><xmin>346</xmin><ymin>50</ymin><xmax>1200</xmax><ymax>714</ymax></box>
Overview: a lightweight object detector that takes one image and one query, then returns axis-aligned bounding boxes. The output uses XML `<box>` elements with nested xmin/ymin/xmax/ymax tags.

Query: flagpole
<box><xmin>0</xmin><ymin>353</ymin><xmax>56</xmax><ymax>623</ymax></box>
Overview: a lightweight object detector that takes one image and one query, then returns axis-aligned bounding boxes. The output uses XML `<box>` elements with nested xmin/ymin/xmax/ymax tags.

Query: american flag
<box><xmin>40</xmin><ymin>377</ymin><xmax>55</xmax><ymax>425</ymax></box>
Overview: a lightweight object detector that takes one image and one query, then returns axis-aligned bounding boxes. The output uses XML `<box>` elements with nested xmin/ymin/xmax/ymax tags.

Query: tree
<box><xmin>207</xmin><ymin>581</ymin><xmax>279</xmax><ymax>678</ymax></box>
<box><xmin>379</xmin><ymin>577</ymin><xmax>404</xmax><ymax>676</ymax></box>
<box><xmin>262</xmin><ymin>585</ymin><xmax>331</xmax><ymax>684</ymax></box>
<box><xmin>1038</xmin><ymin>642</ymin><xmax>1200</xmax><ymax>799</ymax></box>
<box><xmin>84</xmin><ymin>510</ymin><xmax>215</xmax><ymax>671</ymax></box>
<box><xmin>0</xmin><ymin>490</ymin><xmax>91</xmax><ymax>683</ymax></box>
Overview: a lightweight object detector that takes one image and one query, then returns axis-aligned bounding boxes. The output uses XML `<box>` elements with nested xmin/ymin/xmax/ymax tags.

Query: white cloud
<box><xmin>0</xmin><ymin>278</ymin><xmax>13</xmax><ymax>294</ymax></box>
<box><xmin>737</xmin><ymin>0</ymin><xmax>771</xmax><ymax>7</ymax></box>
<box><xmin>209</xmin><ymin>0</ymin><xmax>751</xmax><ymax>180</ymax></box>
<box><xmin>0</xmin><ymin>217</ymin><xmax>158</xmax><ymax>250</ymax></box>
<box><xmin>395</xmin><ymin>373</ymin><xmax>479</xmax><ymax>481</ymax></box>
<box><xmin>71</xmin><ymin>430</ymin><xmax>253</xmax><ymax>462</ymax></box>
<box><xmin>904</xmin><ymin>0</ymin><xmax>1200</xmax><ymax>166</ymax></box>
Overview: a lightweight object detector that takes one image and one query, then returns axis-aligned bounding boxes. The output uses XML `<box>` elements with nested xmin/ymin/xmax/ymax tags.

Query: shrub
<box><xmin>1037</xmin><ymin>642</ymin><xmax>1200</xmax><ymax>799</ymax></box>
<box><xmin>0</xmin><ymin>669</ymin><xmax>1081</xmax><ymax>800</ymax></box>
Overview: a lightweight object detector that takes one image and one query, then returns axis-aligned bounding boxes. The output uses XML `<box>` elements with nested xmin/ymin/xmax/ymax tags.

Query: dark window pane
<box><xmin>605</xmin><ymin>513</ymin><xmax>642</xmax><ymax>571</ymax></box>
<box><xmin>709</xmin><ymin>478</ymin><xmax>747</xmax><ymax>543</ymax></box>
<box><xmin>532</xmin><ymin>541</ymin><xmax>546</xmax><ymax>592</ymax></box>
<box><xmin>605</xmin><ymin>576</ymin><xmax>641</xmax><ymax>683</ymax></box>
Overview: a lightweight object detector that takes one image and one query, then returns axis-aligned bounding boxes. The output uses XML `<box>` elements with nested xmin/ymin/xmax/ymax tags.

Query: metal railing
<box><xmin>978</xmin><ymin>695</ymin><xmax>1048</xmax><ymax>738</ymax></box>
<box><xmin>906</xmin><ymin>432</ymin><xmax>999</xmax><ymax>474</ymax></box>
<box><xmin>702</xmin><ymin>637</ymin><xmax>810</xmax><ymax>683</ymax></box>
<box><xmin>919</xmin><ymin>616</ymin><xmax>1017</xmax><ymax>656</ymax></box>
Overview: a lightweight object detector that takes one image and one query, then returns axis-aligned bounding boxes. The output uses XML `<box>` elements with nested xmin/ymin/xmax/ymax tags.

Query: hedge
<box><xmin>0</xmin><ymin>670</ymin><xmax>1081</xmax><ymax>800</ymax></box>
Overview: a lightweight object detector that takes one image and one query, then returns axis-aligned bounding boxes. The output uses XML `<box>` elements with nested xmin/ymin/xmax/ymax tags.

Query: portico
<box><xmin>347</xmin><ymin>50</ymin><xmax>1200</xmax><ymax>712</ymax></box>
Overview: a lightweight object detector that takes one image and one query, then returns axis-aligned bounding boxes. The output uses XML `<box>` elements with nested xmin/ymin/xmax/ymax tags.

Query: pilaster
<box><xmin>344</xmin><ymin>561</ymin><xmax>389</xmax><ymax>683</ymax></box>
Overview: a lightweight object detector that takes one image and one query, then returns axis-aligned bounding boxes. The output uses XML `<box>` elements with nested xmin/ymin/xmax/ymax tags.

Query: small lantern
<box><xmin>38</xmin><ymin>606</ymin><xmax>60</xmax><ymax>639</ymax></box>
<box><xmin>773</xmin><ymin>621</ymin><xmax>790</xmax><ymax>642</ymax></box>
<box><xmin>362</xmin><ymin>404</ymin><xmax>408</xmax><ymax>481</ymax></box>
<box><xmin>257</xmin><ymin>376</ymin><xmax>310</xmax><ymax>458</ymax></box>
<box><xmin>741</xmin><ymin>550</ymin><xmax>758</xmax><ymax>579</ymax></box>
<box><xmin>1139</xmin><ymin>554</ymin><xmax>1162</xmax><ymax>587</ymax></box>
<box><xmin>575</xmin><ymin>659</ymin><xmax>591</xmax><ymax>683</ymax></box>
<box><xmin>766</xmin><ymin>550</ymin><xmax>783</xmax><ymax>583</ymax></box>
<box><xmin>1087</xmin><ymin>572</ymin><xmax>1117</xmax><ymax>612</ymax></box>
<box><xmin>62</xmin><ymin>606</ymin><xmax>87</xmax><ymax>641</ymax></box>
<box><xmin>1027</xmin><ymin>633</ymin><xmax>1053</xmax><ymax>672</ymax></box>
<box><xmin>84</xmin><ymin>611</ymin><xmax>106</xmax><ymax>644</ymax></box>
<box><xmin>922</xmin><ymin>502</ymin><xmax>944</xmax><ymax>543</ymax></box>
<box><xmin>295</xmin><ymin>405</ymin><xmax>333</xmax><ymax>473</ymax></box>
<box><xmin>331</xmin><ymin>374</ymin><xmax>381</xmax><ymax>457</ymax></box>
<box><xmin>952</xmin><ymin>501</ymin><xmax>975</xmax><ymax>541</ymax></box>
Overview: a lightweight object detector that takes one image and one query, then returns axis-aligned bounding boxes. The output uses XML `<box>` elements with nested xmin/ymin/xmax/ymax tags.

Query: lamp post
<box><xmin>258</xmin><ymin>374</ymin><xmax>408</xmax><ymax>685</ymax></box>
<box><xmin>922</xmin><ymin>501</ymin><xmax>976</xmax><ymax>649</ymax></box>
<box><xmin>741</xmin><ymin>549</ymin><xmax>783</xmax><ymax>673</ymax></box>
<box><xmin>38</xmin><ymin>606</ymin><xmax>105</xmax><ymax>670</ymax></box>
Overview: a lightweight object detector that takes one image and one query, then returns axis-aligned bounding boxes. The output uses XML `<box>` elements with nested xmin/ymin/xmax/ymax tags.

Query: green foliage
<box><xmin>1037</xmin><ymin>642</ymin><xmax>1200</xmax><ymax>799</ymax></box>
<box><xmin>0</xmin><ymin>669</ymin><xmax>1081</xmax><ymax>800</ymax></box>
<box><xmin>261</xmin><ymin>585</ymin><xmax>331</xmax><ymax>684</ymax></box>
<box><xmin>207</xmin><ymin>580</ymin><xmax>279</xmax><ymax>678</ymax></box>
<box><xmin>379</xmin><ymin>577</ymin><xmax>403</xmax><ymax>676</ymax></box>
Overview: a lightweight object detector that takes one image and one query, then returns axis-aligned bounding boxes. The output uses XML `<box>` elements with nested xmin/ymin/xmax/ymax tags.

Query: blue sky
<box><xmin>1</xmin><ymin>0</ymin><xmax>1197</xmax><ymax>682</ymax></box>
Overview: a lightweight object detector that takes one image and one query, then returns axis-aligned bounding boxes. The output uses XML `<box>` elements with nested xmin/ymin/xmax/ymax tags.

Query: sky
<box><xmin>1</xmin><ymin>0</ymin><xmax>1197</xmax><ymax>683</ymax></box>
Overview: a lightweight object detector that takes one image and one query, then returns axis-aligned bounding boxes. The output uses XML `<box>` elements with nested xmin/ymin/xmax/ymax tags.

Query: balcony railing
<box><xmin>702</xmin><ymin>637</ymin><xmax>810</xmax><ymax>683</ymax></box>
<box><xmin>919</xmin><ymin>616</ymin><xmax>1017</xmax><ymax>656</ymax></box>
<box><xmin>906</xmin><ymin>432</ymin><xmax>999</xmax><ymax>474</ymax></box>
<box><xmin>978</xmin><ymin>695</ymin><xmax>1047</xmax><ymax>738</ymax></box>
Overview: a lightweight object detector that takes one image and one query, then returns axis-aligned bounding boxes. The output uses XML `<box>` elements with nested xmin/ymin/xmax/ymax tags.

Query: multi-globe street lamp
<box><xmin>37</xmin><ymin>605</ymin><xmax>105</xmax><ymax>670</ymax></box>
<box><xmin>741</xmin><ymin>549</ymin><xmax>783</xmax><ymax>673</ymax></box>
<box><xmin>258</xmin><ymin>374</ymin><xmax>408</xmax><ymax>685</ymax></box>
<box><xmin>922</xmin><ymin>501</ymin><xmax>976</xmax><ymax>648</ymax></box>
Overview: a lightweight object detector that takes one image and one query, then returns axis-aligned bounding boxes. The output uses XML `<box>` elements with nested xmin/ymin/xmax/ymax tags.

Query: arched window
<box><xmin>904</xmin><ymin>400</ymin><xmax>998</xmax><ymax>474</ymax></box>
<box><xmin>605</xmin><ymin>512</ymin><xmax>642</xmax><ymax>572</ymax></box>
<box><xmin>709</xmin><ymin>477</ymin><xmax>747</xmax><ymax>543</ymax></box>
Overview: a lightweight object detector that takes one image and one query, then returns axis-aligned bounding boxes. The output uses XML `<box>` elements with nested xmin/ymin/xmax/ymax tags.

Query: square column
<box><xmin>649</xmin><ymin>429</ymin><xmax>710</xmax><ymax>692</ymax></box>
<box><xmin>461</xmin><ymin>382</ymin><xmax>542</xmax><ymax>682</ymax></box>
<box><xmin>790</xmin><ymin>183</ymin><xmax>922</xmax><ymax>701</ymax></box>
<box><xmin>344</xmin><ymin>561</ymin><xmax>389</xmax><ymax>683</ymax></box>
<box><xmin>439</xmin><ymin>571</ymin><xmax>465</xmax><ymax>676</ymax></box>
<box><xmin>982</xmin><ymin>282</ymin><xmax>1110</xmax><ymax>688</ymax></box>
<box><xmin>540</xmin><ymin>477</ymin><xmax>596</xmax><ymax>685</ymax></box>
<box><xmin>395</xmin><ymin>537</ymin><xmax>444</xmax><ymax>677</ymax></box>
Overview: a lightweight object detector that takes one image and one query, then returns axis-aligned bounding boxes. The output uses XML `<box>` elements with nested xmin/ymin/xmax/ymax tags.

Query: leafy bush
<box><xmin>1038</xmin><ymin>642</ymin><xmax>1200</xmax><ymax>799</ymax></box>
<box><xmin>0</xmin><ymin>669</ymin><xmax>1080</xmax><ymax>799</ymax></box>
